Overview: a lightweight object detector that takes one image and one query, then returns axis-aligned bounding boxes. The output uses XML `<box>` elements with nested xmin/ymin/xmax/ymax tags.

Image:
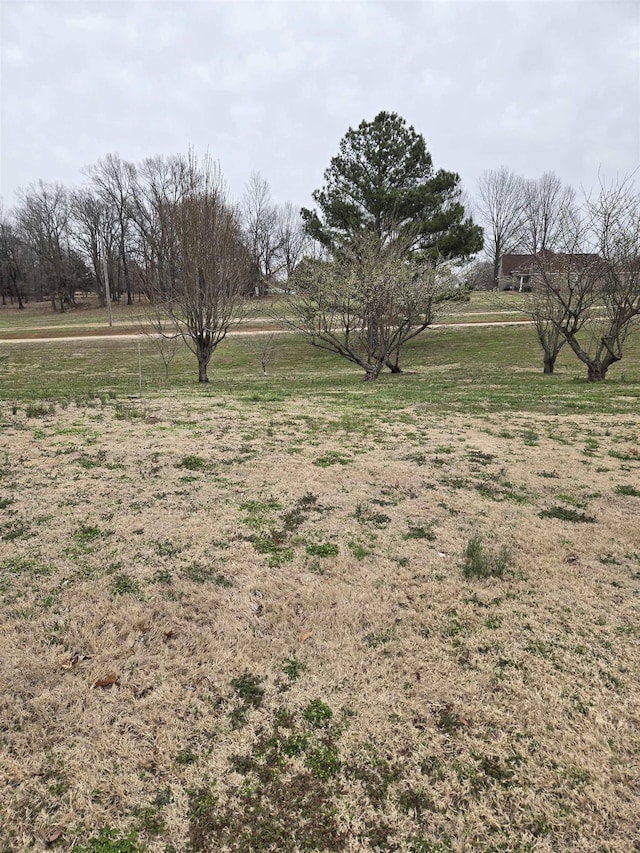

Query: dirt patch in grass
<box><xmin>0</xmin><ymin>398</ymin><xmax>638</xmax><ymax>851</ymax></box>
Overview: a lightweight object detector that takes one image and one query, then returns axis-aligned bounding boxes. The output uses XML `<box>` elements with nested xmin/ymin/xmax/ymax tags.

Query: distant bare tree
<box><xmin>137</xmin><ymin>152</ymin><xmax>249</xmax><ymax>382</ymax></box>
<box><xmin>71</xmin><ymin>189</ymin><xmax>119</xmax><ymax>307</ymax></box>
<box><xmin>85</xmin><ymin>153</ymin><xmax>137</xmax><ymax>304</ymax></box>
<box><xmin>476</xmin><ymin>167</ymin><xmax>526</xmax><ymax>286</ymax></box>
<box><xmin>241</xmin><ymin>172</ymin><xmax>283</xmax><ymax>296</ymax></box>
<box><xmin>13</xmin><ymin>182</ymin><xmax>88</xmax><ymax>311</ymax></box>
<box><xmin>0</xmin><ymin>217</ymin><xmax>25</xmax><ymax>308</ymax></box>
<box><xmin>276</xmin><ymin>202</ymin><xmax>309</xmax><ymax>286</ymax></box>
<box><xmin>522</xmin><ymin>172</ymin><xmax>577</xmax><ymax>254</ymax></box>
<box><xmin>464</xmin><ymin>259</ymin><xmax>494</xmax><ymax>292</ymax></box>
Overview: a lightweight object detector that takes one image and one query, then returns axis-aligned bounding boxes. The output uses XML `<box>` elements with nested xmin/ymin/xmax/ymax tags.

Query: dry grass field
<box><xmin>1</xmin><ymin>385</ymin><xmax>639</xmax><ymax>851</ymax></box>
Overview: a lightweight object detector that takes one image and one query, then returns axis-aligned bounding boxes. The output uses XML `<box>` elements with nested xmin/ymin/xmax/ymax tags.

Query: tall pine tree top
<box><xmin>302</xmin><ymin>111</ymin><xmax>482</xmax><ymax>260</ymax></box>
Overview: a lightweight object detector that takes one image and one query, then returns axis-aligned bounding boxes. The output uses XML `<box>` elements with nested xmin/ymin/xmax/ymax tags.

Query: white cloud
<box><xmin>0</xmin><ymin>0</ymin><xmax>638</xmax><ymax>210</ymax></box>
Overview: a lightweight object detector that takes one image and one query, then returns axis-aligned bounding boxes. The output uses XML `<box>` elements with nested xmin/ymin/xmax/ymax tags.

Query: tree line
<box><xmin>0</xmin><ymin>153</ymin><xmax>309</xmax><ymax>312</ymax></box>
<box><xmin>1</xmin><ymin>112</ymin><xmax>638</xmax><ymax>383</ymax></box>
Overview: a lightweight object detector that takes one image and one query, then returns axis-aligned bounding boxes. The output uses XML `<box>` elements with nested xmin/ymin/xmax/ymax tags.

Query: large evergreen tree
<box><xmin>302</xmin><ymin>111</ymin><xmax>482</xmax><ymax>259</ymax></box>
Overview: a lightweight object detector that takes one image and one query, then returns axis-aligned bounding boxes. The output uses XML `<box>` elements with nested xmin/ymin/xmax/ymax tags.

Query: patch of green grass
<box><xmin>354</xmin><ymin>502</ymin><xmax>391</xmax><ymax>528</ymax></box>
<box><xmin>314</xmin><ymin>450</ymin><xmax>351</xmax><ymax>467</ymax></box>
<box><xmin>73</xmin><ymin>523</ymin><xmax>107</xmax><ymax>550</ymax></box>
<box><xmin>175</xmin><ymin>747</ymin><xmax>198</xmax><ymax>766</ymax></box>
<box><xmin>303</xmin><ymin>698</ymin><xmax>333</xmax><ymax>729</ymax></box>
<box><xmin>1</xmin><ymin>518</ymin><xmax>31</xmax><ymax>542</ymax></box>
<box><xmin>305</xmin><ymin>541</ymin><xmax>339</xmax><ymax>557</ymax></box>
<box><xmin>252</xmin><ymin>533</ymin><xmax>294</xmax><ymax>567</ymax></box>
<box><xmin>0</xmin><ymin>557</ymin><xmax>53</xmax><ymax>580</ymax></box>
<box><xmin>74</xmin><ymin>827</ymin><xmax>143</xmax><ymax>853</ymax></box>
<box><xmin>240</xmin><ymin>497</ymin><xmax>282</xmax><ymax>528</ymax></box>
<box><xmin>462</xmin><ymin>534</ymin><xmax>511</xmax><ymax>579</ymax></box>
<box><xmin>110</xmin><ymin>573</ymin><xmax>142</xmax><ymax>598</ymax></box>
<box><xmin>403</xmin><ymin>522</ymin><xmax>436</xmax><ymax>541</ymax></box>
<box><xmin>348</xmin><ymin>539</ymin><xmax>372</xmax><ymax>560</ymax></box>
<box><xmin>131</xmin><ymin>804</ymin><xmax>165</xmax><ymax>837</ymax></box>
<box><xmin>615</xmin><ymin>484</ymin><xmax>640</xmax><ymax>497</ymax></box>
<box><xmin>282</xmin><ymin>657</ymin><xmax>307</xmax><ymax>682</ymax></box>
<box><xmin>305</xmin><ymin>744</ymin><xmax>340</xmax><ymax>779</ymax></box>
<box><xmin>154</xmin><ymin>538</ymin><xmax>182</xmax><ymax>558</ymax></box>
<box><xmin>231</xmin><ymin>671</ymin><xmax>265</xmax><ymax>709</ymax></box>
<box><xmin>178</xmin><ymin>454</ymin><xmax>209</xmax><ymax>471</ymax></box>
<box><xmin>539</xmin><ymin>506</ymin><xmax>595</xmax><ymax>523</ymax></box>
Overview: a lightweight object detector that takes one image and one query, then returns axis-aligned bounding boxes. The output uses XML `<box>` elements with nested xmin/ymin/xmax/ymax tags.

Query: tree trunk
<box><xmin>587</xmin><ymin>362</ymin><xmax>608</xmax><ymax>382</ymax></box>
<box><xmin>197</xmin><ymin>341</ymin><xmax>213</xmax><ymax>382</ymax></box>
<box><xmin>543</xmin><ymin>352</ymin><xmax>556</xmax><ymax>374</ymax></box>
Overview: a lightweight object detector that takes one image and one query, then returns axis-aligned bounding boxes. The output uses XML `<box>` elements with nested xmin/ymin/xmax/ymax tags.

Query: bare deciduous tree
<box><xmin>276</xmin><ymin>202</ymin><xmax>309</xmax><ymax>286</ymax></box>
<box><xmin>70</xmin><ymin>189</ymin><xmax>118</xmax><ymax>307</ymax></box>
<box><xmin>289</xmin><ymin>233</ymin><xmax>458</xmax><ymax>381</ymax></box>
<box><xmin>476</xmin><ymin>167</ymin><xmax>526</xmax><ymax>286</ymax></box>
<box><xmin>241</xmin><ymin>172</ymin><xmax>283</xmax><ymax>297</ymax></box>
<box><xmin>0</xmin><ymin>217</ymin><xmax>25</xmax><ymax>308</ymax></box>
<box><xmin>522</xmin><ymin>172</ymin><xmax>577</xmax><ymax>254</ymax></box>
<box><xmin>84</xmin><ymin>153</ymin><xmax>137</xmax><ymax>304</ymax></box>
<box><xmin>136</xmin><ymin>152</ymin><xmax>249</xmax><ymax>382</ymax></box>
<box><xmin>523</xmin><ymin>175</ymin><xmax>640</xmax><ymax>381</ymax></box>
<box><xmin>13</xmin><ymin>182</ymin><xmax>88</xmax><ymax>311</ymax></box>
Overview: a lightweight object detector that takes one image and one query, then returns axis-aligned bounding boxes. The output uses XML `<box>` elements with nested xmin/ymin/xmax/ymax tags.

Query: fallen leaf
<box><xmin>298</xmin><ymin>630</ymin><xmax>313</xmax><ymax>643</ymax></box>
<box><xmin>92</xmin><ymin>671</ymin><xmax>119</xmax><ymax>689</ymax></box>
<box><xmin>60</xmin><ymin>652</ymin><xmax>92</xmax><ymax>670</ymax></box>
<box><xmin>37</xmin><ymin>828</ymin><xmax>63</xmax><ymax>845</ymax></box>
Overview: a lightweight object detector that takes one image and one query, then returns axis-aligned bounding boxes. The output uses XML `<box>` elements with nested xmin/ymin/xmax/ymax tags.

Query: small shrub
<box><xmin>25</xmin><ymin>402</ymin><xmax>54</xmax><ymax>418</ymax></box>
<box><xmin>462</xmin><ymin>534</ymin><xmax>511</xmax><ymax>579</ymax></box>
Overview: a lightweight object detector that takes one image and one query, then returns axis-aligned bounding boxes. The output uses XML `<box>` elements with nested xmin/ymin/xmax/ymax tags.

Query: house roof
<box><xmin>500</xmin><ymin>250</ymin><xmax>601</xmax><ymax>277</ymax></box>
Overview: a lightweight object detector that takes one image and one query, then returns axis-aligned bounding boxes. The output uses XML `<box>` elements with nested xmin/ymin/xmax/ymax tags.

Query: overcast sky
<box><xmin>1</xmin><ymin>0</ymin><xmax>638</xmax><ymax>216</ymax></box>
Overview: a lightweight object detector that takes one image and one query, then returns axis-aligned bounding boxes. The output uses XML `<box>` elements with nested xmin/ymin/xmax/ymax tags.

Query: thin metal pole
<box><xmin>138</xmin><ymin>342</ymin><xmax>142</xmax><ymax>397</ymax></box>
<box><xmin>101</xmin><ymin>240</ymin><xmax>113</xmax><ymax>327</ymax></box>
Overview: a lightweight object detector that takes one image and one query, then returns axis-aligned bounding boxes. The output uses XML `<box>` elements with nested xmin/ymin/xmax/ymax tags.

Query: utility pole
<box><xmin>101</xmin><ymin>238</ymin><xmax>113</xmax><ymax>327</ymax></box>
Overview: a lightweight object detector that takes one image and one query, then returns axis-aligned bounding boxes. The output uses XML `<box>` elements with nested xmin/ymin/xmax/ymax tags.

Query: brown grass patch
<box><xmin>0</xmin><ymin>398</ymin><xmax>638</xmax><ymax>851</ymax></box>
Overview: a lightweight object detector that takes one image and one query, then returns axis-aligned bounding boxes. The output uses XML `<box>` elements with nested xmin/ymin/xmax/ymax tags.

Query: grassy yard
<box><xmin>0</xmin><ymin>311</ymin><xmax>639</xmax><ymax>852</ymax></box>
